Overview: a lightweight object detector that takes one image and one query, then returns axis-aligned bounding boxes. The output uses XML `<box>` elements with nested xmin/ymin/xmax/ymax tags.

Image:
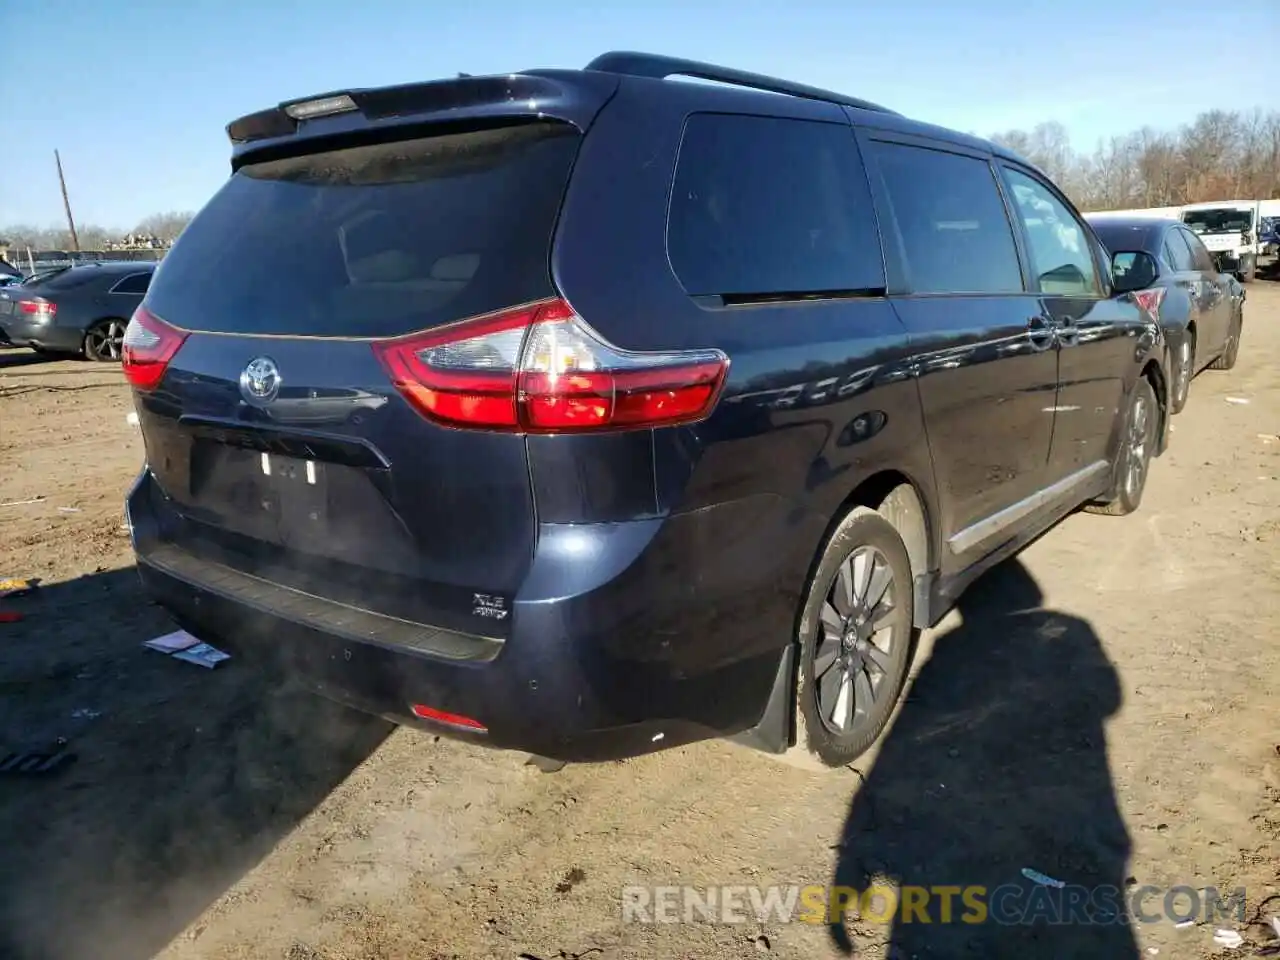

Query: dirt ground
<box><xmin>1</xmin><ymin>287</ymin><xmax>1278</xmax><ymax>960</ymax></box>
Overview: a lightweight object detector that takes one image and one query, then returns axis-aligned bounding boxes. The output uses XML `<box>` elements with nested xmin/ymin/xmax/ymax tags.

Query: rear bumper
<box><xmin>126</xmin><ymin>469</ymin><xmax>808</xmax><ymax>762</ymax></box>
<box><xmin>0</xmin><ymin>316</ymin><xmax>81</xmax><ymax>351</ymax></box>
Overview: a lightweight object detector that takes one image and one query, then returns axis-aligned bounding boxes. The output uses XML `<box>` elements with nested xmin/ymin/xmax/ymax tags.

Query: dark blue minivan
<box><xmin>124</xmin><ymin>53</ymin><xmax>1170</xmax><ymax>768</ymax></box>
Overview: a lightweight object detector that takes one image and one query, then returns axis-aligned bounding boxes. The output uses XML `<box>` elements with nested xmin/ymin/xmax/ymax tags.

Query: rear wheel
<box><xmin>1171</xmin><ymin>331</ymin><xmax>1195</xmax><ymax>414</ymax></box>
<box><xmin>795</xmin><ymin>506</ymin><xmax>915</xmax><ymax>768</ymax></box>
<box><xmin>1087</xmin><ymin>377</ymin><xmax>1158</xmax><ymax>517</ymax></box>
<box><xmin>1210</xmin><ymin>308</ymin><xmax>1241</xmax><ymax>371</ymax></box>
<box><xmin>82</xmin><ymin>318</ymin><xmax>127</xmax><ymax>362</ymax></box>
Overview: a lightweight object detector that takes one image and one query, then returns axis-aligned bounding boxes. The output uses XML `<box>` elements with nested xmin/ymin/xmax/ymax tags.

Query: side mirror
<box><xmin>1110</xmin><ymin>251</ymin><xmax>1158</xmax><ymax>294</ymax></box>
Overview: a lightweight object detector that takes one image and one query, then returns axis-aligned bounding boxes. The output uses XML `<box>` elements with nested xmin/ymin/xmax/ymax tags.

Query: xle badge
<box><xmin>472</xmin><ymin>593</ymin><xmax>509</xmax><ymax>621</ymax></box>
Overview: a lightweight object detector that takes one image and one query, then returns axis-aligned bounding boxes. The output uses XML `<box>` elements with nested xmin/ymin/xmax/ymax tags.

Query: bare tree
<box><xmin>132</xmin><ymin>211</ymin><xmax>194</xmax><ymax>244</ymax></box>
<box><xmin>990</xmin><ymin>108</ymin><xmax>1280</xmax><ymax>210</ymax></box>
<box><xmin>0</xmin><ymin>210</ymin><xmax>196</xmax><ymax>253</ymax></box>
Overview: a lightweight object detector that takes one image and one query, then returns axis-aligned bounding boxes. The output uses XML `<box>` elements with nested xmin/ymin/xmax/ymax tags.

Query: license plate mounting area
<box><xmin>260</xmin><ymin>452</ymin><xmax>329</xmax><ymax>529</ymax></box>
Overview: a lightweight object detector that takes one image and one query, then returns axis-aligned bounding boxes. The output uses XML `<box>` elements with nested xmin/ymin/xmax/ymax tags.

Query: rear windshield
<box><xmin>25</xmin><ymin>266</ymin><xmax>94</xmax><ymax>290</ymax></box>
<box><xmin>146</xmin><ymin>122</ymin><xmax>581</xmax><ymax>337</ymax></box>
<box><xmin>1088</xmin><ymin>222</ymin><xmax>1154</xmax><ymax>255</ymax></box>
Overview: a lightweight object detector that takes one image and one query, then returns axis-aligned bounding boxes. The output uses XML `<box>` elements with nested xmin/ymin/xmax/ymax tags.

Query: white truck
<box><xmin>1180</xmin><ymin>200</ymin><xmax>1262</xmax><ymax>282</ymax></box>
<box><xmin>1084</xmin><ymin>205</ymin><xmax>1186</xmax><ymax>221</ymax></box>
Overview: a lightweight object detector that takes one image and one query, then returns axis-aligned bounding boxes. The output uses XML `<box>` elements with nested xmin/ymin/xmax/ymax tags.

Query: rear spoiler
<box><xmin>225</xmin><ymin>70</ymin><xmax>619</xmax><ymax>168</ymax></box>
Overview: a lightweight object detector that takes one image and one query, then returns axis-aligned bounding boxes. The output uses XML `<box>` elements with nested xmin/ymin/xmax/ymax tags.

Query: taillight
<box><xmin>17</xmin><ymin>300</ymin><xmax>55</xmax><ymax>319</ymax></box>
<box><xmin>372</xmin><ymin>298</ymin><xmax>729</xmax><ymax>433</ymax></box>
<box><xmin>122</xmin><ymin>306</ymin><xmax>188</xmax><ymax>391</ymax></box>
<box><xmin>1132</xmin><ymin>288</ymin><xmax>1165</xmax><ymax>321</ymax></box>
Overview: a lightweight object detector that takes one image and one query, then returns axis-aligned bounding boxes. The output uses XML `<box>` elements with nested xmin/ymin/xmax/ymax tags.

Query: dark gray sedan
<box><xmin>0</xmin><ymin>261</ymin><xmax>156</xmax><ymax>360</ymax></box>
<box><xmin>1086</xmin><ymin>216</ymin><xmax>1241</xmax><ymax>414</ymax></box>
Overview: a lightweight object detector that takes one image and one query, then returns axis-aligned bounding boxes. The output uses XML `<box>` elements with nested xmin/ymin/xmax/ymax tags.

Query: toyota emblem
<box><xmin>239</xmin><ymin>356</ymin><xmax>282</xmax><ymax>405</ymax></box>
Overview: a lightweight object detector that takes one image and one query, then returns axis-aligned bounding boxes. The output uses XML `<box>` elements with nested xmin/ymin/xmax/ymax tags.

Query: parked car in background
<box><xmin>1260</xmin><ymin>216</ymin><xmax>1280</xmax><ymax>273</ymax></box>
<box><xmin>1088</xmin><ymin>216</ymin><xmax>1242</xmax><ymax>413</ymax></box>
<box><xmin>1180</xmin><ymin>200</ymin><xmax>1261</xmax><ymax>282</ymax></box>
<box><xmin>0</xmin><ymin>271</ymin><xmax>14</xmax><ymax>343</ymax></box>
<box><xmin>125</xmin><ymin>52</ymin><xmax>1171</xmax><ymax>769</ymax></box>
<box><xmin>0</xmin><ymin>261</ymin><xmax>156</xmax><ymax>360</ymax></box>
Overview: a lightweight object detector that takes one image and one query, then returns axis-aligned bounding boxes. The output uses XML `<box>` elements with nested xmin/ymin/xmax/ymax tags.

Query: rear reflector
<box><xmin>1132</xmin><ymin>287</ymin><xmax>1166</xmax><ymax>320</ymax></box>
<box><xmin>372</xmin><ymin>298</ymin><xmax>729</xmax><ymax>433</ymax></box>
<box><xmin>122</xmin><ymin>306</ymin><xmax>188</xmax><ymax>391</ymax></box>
<box><xmin>410</xmin><ymin>703</ymin><xmax>487</xmax><ymax>731</ymax></box>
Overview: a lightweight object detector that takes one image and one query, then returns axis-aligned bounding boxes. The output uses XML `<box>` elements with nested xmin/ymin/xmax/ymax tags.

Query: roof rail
<box><xmin>584</xmin><ymin>51</ymin><xmax>897</xmax><ymax>115</ymax></box>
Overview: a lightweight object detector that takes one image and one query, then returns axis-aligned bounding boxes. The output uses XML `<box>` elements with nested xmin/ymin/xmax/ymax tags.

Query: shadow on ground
<box><xmin>0</xmin><ymin>348</ymin><xmax>54</xmax><ymax>370</ymax></box>
<box><xmin>0</xmin><ymin>566</ymin><xmax>392</xmax><ymax>960</ymax></box>
<box><xmin>829</xmin><ymin>559</ymin><xmax>1139</xmax><ymax>958</ymax></box>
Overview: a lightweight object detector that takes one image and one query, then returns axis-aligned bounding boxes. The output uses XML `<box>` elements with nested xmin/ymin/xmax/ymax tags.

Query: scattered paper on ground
<box><xmin>142</xmin><ymin>630</ymin><xmax>201</xmax><ymax>654</ymax></box>
<box><xmin>143</xmin><ymin>631</ymin><xmax>231</xmax><ymax>668</ymax></box>
<box><xmin>1213</xmin><ymin>929</ymin><xmax>1244</xmax><ymax>948</ymax></box>
<box><xmin>1020</xmin><ymin>867</ymin><xmax>1066</xmax><ymax>888</ymax></box>
<box><xmin>171</xmin><ymin>642</ymin><xmax>231</xmax><ymax>669</ymax></box>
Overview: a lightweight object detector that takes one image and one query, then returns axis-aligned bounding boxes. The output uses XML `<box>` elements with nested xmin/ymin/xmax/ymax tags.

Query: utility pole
<box><xmin>54</xmin><ymin>149</ymin><xmax>80</xmax><ymax>252</ymax></box>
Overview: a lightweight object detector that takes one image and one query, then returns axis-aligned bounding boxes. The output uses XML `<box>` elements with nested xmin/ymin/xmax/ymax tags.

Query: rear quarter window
<box><xmin>145</xmin><ymin>122</ymin><xmax>581</xmax><ymax>338</ymax></box>
<box><xmin>111</xmin><ymin>271</ymin><xmax>152</xmax><ymax>295</ymax></box>
<box><xmin>667</xmin><ymin>114</ymin><xmax>884</xmax><ymax>297</ymax></box>
<box><xmin>1179</xmin><ymin>229</ymin><xmax>1217</xmax><ymax>273</ymax></box>
<box><xmin>1165</xmin><ymin>230</ymin><xmax>1197</xmax><ymax>272</ymax></box>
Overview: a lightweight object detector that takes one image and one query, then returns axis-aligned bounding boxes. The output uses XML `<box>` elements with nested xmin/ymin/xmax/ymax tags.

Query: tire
<box><xmin>1170</xmin><ymin>330</ymin><xmax>1194</xmax><ymax>415</ymax></box>
<box><xmin>1087</xmin><ymin>377</ymin><xmax>1158</xmax><ymax>517</ymax></box>
<box><xmin>795</xmin><ymin>506</ymin><xmax>916</xmax><ymax>767</ymax></box>
<box><xmin>1239</xmin><ymin>258</ymin><xmax>1257</xmax><ymax>284</ymax></box>
<box><xmin>82</xmin><ymin>318</ymin><xmax>128</xmax><ymax>362</ymax></box>
<box><xmin>1209</xmin><ymin>308</ymin><xmax>1241</xmax><ymax>371</ymax></box>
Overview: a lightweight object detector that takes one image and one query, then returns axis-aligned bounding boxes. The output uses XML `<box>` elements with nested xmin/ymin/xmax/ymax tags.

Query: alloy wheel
<box><xmin>1176</xmin><ymin>339</ymin><xmax>1192</xmax><ymax>406</ymax></box>
<box><xmin>1123</xmin><ymin>389</ymin><xmax>1152</xmax><ymax>500</ymax></box>
<box><xmin>86</xmin><ymin>320</ymin><xmax>127</xmax><ymax>361</ymax></box>
<box><xmin>814</xmin><ymin>545</ymin><xmax>898</xmax><ymax>734</ymax></box>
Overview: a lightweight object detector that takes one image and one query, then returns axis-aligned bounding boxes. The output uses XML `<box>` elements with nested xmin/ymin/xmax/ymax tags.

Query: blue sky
<box><xmin>3</xmin><ymin>0</ymin><xmax>1275</xmax><ymax>229</ymax></box>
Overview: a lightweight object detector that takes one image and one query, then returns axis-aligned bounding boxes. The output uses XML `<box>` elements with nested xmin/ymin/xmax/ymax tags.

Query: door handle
<box><xmin>1027</xmin><ymin>315</ymin><xmax>1056</xmax><ymax>352</ymax></box>
<box><xmin>1055</xmin><ymin>316</ymin><xmax>1080</xmax><ymax>347</ymax></box>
